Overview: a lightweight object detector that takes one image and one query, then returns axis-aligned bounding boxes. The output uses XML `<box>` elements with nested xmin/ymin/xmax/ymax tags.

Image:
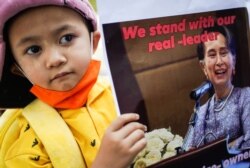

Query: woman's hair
<box><xmin>197</xmin><ymin>25</ymin><xmax>236</xmax><ymax>61</ymax></box>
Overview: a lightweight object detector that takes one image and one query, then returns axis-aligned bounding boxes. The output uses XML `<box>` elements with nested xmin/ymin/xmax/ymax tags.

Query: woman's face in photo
<box><xmin>202</xmin><ymin>32</ymin><xmax>235</xmax><ymax>89</ymax></box>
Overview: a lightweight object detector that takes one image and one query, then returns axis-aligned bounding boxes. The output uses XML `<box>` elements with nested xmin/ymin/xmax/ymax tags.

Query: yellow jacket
<box><xmin>0</xmin><ymin>78</ymin><xmax>117</xmax><ymax>168</ymax></box>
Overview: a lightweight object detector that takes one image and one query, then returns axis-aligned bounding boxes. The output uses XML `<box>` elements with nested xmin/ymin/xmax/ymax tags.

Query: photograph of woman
<box><xmin>183</xmin><ymin>25</ymin><xmax>250</xmax><ymax>151</ymax></box>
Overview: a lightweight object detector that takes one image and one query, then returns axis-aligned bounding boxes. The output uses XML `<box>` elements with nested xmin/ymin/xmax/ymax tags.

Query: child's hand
<box><xmin>92</xmin><ymin>113</ymin><xmax>147</xmax><ymax>168</ymax></box>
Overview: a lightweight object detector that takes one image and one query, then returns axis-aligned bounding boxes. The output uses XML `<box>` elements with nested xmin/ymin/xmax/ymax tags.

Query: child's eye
<box><xmin>26</xmin><ymin>45</ymin><xmax>41</xmax><ymax>55</ymax></box>
<box><xmin>60</xmin><ymin>34</ymin><xmax>74</xmax><ymax>44</ymax></box>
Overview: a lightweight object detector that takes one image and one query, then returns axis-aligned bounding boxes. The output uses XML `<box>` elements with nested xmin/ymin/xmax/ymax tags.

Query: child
<box><xmin>0</xmin><ymin>0</ymin><xmax>147</xmax><ymax>168</ymax></box>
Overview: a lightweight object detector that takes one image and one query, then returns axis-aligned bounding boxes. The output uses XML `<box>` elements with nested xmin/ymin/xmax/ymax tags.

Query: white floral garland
<box><xmin>132</xmin><ymin>128</ymin><xmax>183</xmax><ymax>168</ymax></box>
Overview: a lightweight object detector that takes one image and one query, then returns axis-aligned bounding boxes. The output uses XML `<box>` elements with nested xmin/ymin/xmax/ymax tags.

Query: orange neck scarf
<box><xmin>30</xmin><ymin>60</ymin><xmax>100</xmax><ymax>109</ymax></box>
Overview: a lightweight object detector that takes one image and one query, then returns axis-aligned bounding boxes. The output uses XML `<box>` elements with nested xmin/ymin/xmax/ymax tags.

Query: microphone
<box><xmin>190</xmin><ymin>80</ymin><xmax>212</xmax><ymax>101</ymax></box>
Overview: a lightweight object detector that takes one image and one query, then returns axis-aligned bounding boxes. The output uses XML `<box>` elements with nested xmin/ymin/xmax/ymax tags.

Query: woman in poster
<box><xmin>184</xmin><ymin>25</ymin><xmax>250</xmax><ymax>151</ymax></box>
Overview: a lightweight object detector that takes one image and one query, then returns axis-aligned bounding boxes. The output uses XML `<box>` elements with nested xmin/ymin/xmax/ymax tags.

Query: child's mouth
<box><xmin>52</xmin><ymin>72</ymin><xmax>72</xmax><ymax>81</ymax></box>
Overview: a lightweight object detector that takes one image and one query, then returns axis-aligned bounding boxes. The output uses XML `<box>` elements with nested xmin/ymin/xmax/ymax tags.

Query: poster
<box><xmin>97</xmin><ymin>0</ymin><xmax>250</xmax><ymax>167</ymax></box>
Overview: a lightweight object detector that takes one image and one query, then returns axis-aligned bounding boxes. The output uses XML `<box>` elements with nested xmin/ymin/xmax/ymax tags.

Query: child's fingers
<box><xmin>129</xmin><ymin>137</ymin><xmax>147</xmax><ymax>155</ymax></box>
<box><xmin>108</xmin><ymin>113</ymin><xmax>140</xmax><ymax>132</ymax></box>
<box><xmin>116</xmin><ymin>121</ymin><xmax>146</xmax><ymax>139</ymax></box>
<box><xmin>123</xmin><ymin>128</ymin><xmax>146</xmax><ymax>149</ymax></box>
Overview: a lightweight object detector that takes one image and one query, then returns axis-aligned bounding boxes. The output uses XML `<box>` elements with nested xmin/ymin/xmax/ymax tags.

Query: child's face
<box><xmin>8</xmin><ymin>6</ymin><xmax>94</xmax><ymax>91</ymax></box>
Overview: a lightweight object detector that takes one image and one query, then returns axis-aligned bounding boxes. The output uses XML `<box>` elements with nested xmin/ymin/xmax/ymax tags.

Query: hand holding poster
<box><xmin>97</xmin><ymin>0</ymin><xmax>250</xmax><ymax>167</ymax></box>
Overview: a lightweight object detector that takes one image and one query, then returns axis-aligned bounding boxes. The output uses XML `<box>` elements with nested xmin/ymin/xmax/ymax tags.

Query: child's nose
<box><xmin>46</xmin><ymin>49</ymin><xmax>67</xmax><ymax>68</ymax></box>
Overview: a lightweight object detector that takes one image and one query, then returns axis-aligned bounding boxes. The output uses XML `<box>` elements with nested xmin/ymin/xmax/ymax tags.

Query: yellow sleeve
<box><xmin>1</xmin><ymin>114</ymin><xmax>52</xmax><ymax>168</ymax></box>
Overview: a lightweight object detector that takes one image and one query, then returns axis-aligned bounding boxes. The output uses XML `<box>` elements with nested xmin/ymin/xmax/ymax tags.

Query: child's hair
<box><xmin>0</xmin><ymin>0</ymin><xmax>97</xmax><ymax>108</ymax></box>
